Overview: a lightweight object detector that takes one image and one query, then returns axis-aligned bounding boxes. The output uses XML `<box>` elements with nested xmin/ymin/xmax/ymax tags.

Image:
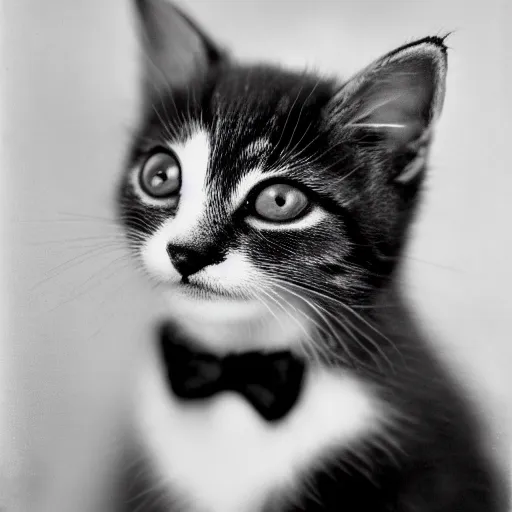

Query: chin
<box><xmin>163</xmin><ymin>282</ymin><xmax>266</xmax><ymax>324</ymax></box>
<box><xmin>157</xmin><ymin>280</ymin><xmax>311</xmax><ymax>354</ymax></box>
<box><xmin>159</xmin><ymin>290</ymin><xmax>278</xmax><ymax>352</ymax></box>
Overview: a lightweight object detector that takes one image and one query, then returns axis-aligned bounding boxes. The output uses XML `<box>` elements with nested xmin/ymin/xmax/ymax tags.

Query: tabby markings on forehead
<box><xmin>241</xmin><ymin>137</ymin><xmax>272</xmax><ymax>160</ymax></box>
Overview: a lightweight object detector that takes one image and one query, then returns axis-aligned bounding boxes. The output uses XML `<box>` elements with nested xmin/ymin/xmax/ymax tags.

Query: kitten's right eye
<box><xmin>139</xmin><ymin>151</ymin><xmax>181</xmax><ymax>198</ymax></box>
<box><xmin>252</xmin><ymin>183</ymin><xmax>309</xmax><ymax>222</ymax></box>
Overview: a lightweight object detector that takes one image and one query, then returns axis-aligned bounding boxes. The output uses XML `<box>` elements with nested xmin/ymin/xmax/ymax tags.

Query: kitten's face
<box><xmin>121</xmin><ymin>72</ymin><xmax>362</xmax><ymax>313</ymax></box>
<box><xmin>119</xmin><ymin>0</ymin><xmax>446</xmax><ymax>349</ymax></box>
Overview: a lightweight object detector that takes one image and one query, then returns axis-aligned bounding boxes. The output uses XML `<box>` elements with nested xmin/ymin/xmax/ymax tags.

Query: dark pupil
<box><xmin>275</xmin><ymin>194</ymin><xmax>286</xmax><ymax>207</ymax></box>
<box><xmin>155</xmin><ymin>169</ymin><xmax>167</xmax><ymax>183</ymax></box>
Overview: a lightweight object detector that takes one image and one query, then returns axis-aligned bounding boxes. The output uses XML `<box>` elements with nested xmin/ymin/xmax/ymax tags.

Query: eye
<box><xmin>253</xmin><ymin>183</ymin><xmax>309</xmax><ymax>222</ymax></box>
<box><xmin>139</xmin><ymin>151</ymin><xmax>181</xmax><ymax>198</ymax></box>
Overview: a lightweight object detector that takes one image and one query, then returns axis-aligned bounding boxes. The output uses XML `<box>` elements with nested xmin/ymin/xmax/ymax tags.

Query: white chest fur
<box><xmin>135</xmin><ymin>349</ymin><xmax>383</xmax><ymax>512</ymax></box>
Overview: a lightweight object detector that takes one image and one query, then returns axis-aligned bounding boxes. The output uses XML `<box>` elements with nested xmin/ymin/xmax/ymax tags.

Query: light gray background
<box><xmin>1</xmin><ymin>1</ymin><xmax>510</xmax><ymax>510</ymax></box>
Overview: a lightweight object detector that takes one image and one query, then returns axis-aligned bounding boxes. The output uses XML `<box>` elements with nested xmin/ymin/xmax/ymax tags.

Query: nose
<box><xmin>166</xmin><ymin>243</ymin><xmax>225</xmax><ymax>280</ymax></box>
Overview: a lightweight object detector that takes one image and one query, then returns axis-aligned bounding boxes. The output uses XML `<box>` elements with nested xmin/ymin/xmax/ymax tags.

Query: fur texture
<box><xmin>116</xmin><ymin>1</ymin><xmax>507</xmax><ymax>511</ymax></box>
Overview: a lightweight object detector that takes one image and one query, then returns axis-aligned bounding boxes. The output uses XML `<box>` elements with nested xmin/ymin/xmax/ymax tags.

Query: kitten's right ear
<box><xmin>133</xmin><ymin>0</ymin><xmax>224</xmax><ymax>95</ymax></box>
<box><xmin>324</xmin><ymin>37</ymin><xmax>448</xmax><ymax>182</ymax></box>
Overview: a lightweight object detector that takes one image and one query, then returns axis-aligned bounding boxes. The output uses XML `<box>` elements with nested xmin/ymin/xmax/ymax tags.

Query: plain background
<box><xmin>1</xmin><ymin>0</ymin><xmax>510</xmax><ymax>510</ymax></box>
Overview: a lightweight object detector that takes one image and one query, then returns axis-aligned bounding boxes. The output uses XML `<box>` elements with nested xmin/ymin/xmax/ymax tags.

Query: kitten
<box><xmin>117</xmin><ymin>1</ymin><xmax>507</xmax><ymax>511</ymax></box>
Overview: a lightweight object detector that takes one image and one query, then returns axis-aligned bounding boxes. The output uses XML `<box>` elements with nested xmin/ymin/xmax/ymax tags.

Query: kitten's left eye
<box><xmin>140</xmin><ymin>151</ymin><xmax>181</xmax><ymax>198</ymax></box>
<box><xmin>253</xmin><ymin>183</ymin><xmax>309</xmax><ymax>222</ymax></box>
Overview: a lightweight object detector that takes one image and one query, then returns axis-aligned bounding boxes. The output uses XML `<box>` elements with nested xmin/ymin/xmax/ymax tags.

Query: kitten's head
<box><xmin>119</xmin><ymin>0</ymin><xmax>447</xmax><ymax>349</ymax></box>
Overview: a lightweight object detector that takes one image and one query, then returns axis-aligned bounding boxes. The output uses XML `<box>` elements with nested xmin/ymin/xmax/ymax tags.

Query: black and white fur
<box><xmin>117</xmin><ymin>1</ymin><xmax>507</xmax><ymax>510</ymax></box>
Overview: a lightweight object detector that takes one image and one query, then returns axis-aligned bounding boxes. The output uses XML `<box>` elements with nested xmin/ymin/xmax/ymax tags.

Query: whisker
<box><xmin>262</xmin><ymin>285</ymin><xmax>332</xmax><ymax>365</ymax></box>
<box><xmin>30</xmin><ymin>236</ymin><xmax>127</xmax><ymax>247</ymax></box>
<box><xmin>262</xmin><ymin>275</ymin><xmax>403</xmax><ymax>373</ymax></box>
<box><xmin>267</xmin><ymin>279</ymin><xmax>349</xmax><ymax>365</ymax></box>
<box><xmin>30</xmin><ymin>244</ymin><xmax>128</xmax><ymax>291</ymax></box>
<box><xmin>46</xmin><ymin>256</ymin><xmax>132</xmax><ymax>312</ymax></box>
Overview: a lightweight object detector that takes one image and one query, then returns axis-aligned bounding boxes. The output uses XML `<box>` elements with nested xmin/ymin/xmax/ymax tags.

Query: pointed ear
<box><xmin>326</xmin><ymin>37</ymin><xmax>448</xmax><ymax>181</ymax></box>
<box><xmin>133</xmin><ymin>0</ymin><xmax>224</xmax><ymax>95</ymax></box>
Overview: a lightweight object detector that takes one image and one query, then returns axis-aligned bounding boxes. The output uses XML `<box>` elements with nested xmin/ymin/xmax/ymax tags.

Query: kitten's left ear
<box><xmin>133</xmin><ymin>0</ymin><xmax>224</xmax><ymax>96</ymax></box>
<box><xmin>326</xmin><ymin>37</ymin><xmax>448</xmax><ymax>181</ymax></box>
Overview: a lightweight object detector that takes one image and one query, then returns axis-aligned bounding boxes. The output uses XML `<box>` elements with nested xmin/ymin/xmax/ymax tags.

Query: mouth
<box><xmin>177</xmin><ymin>276</ymin><xmax>234</xmax><ymax>299</ymax></box>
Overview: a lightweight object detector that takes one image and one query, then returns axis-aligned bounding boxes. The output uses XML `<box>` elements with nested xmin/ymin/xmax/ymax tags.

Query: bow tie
<box><xmin>158</xmin><ymin>323</ymin><xmax>306</xmax><ymax>422</ymax></box>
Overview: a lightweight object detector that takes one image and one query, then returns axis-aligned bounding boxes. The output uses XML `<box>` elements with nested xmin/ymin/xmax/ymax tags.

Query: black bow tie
<box><xmin>158</xmin><ymin>323</ymin><xmax>306</xmax><ymax>422</ymax></box>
